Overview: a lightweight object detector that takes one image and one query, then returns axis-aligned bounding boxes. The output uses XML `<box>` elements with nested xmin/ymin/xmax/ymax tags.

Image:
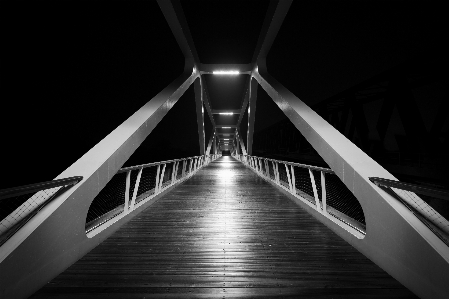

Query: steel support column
<box><xmin>247</xmin><ymin>77</ymin><xmax>258</xmax><ymax>155</ymax></box>
<box><xmin>213</xmin><ymin>133</ymin><xmax>217</xmax><ymax>154</ymax></box>
<box><xmin>236</xmin><ymin>129</ymin><xmax>247</xmax><ymax>155</ymax></box>
<box><xmin>205</xmin><ymin>133</ymin><xmax>214</xmax><ymax>155</ymax></box>
<box><xmin>194</xmin><ymin>78</ymin><xmax>205</xmax><ymax>155</ymax></box>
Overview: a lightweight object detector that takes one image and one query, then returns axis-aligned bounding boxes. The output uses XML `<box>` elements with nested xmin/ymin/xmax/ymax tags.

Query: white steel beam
<box><xmin>236</xmin><ymin>129</ymin><xmax>247</xmax><ymax>156</ymax></box>
<box><xmin>194</xmin><ymin>78</ymin><xmax>205</xmax><ymax>154</ymax></box>
<box><xmin>246</xmin><ymin>77</ymin><xmax>258</xmax><ymax>155</ymax></box>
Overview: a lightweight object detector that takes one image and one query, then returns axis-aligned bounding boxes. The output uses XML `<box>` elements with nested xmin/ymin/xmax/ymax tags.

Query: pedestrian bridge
<box><xmin>1</xmin><ymin>1</ymin><xmax>449</xmax><ymax>298</ymax></box>
<box><xmin>31</xmin><ymin>156</ymin><xmax>416</xmax><ymax>298</ymax></box>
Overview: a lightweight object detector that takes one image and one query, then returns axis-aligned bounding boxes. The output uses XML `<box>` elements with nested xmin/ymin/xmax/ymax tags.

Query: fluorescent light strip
<box><xmin>218</xmin><ymin>112</ymin><xmax>234</xmax><ymax>115</ymax></box>
<box><xmin>212</xmin><ymin>70</ymin><xmax>240</xmax><ymax>75</ymax></box>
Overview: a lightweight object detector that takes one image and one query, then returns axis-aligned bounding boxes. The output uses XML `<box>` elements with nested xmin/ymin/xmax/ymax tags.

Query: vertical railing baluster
<box><xmin>159</xmin><ymin>163</ymin><xmax>166</xmax><ymax>191</ymax></box>
<box><xmin>171</xmin><ymin>162</ymin><xmax>177</xmax><ymax>185</ymax></box>
<box><xmin>189</xmin><ymin>158</ymin><xmax>192</xmax><ymax>174</ymax></box>
<box><xmin>291</xmin><ymin>165</ymin><xmax>296</xmax><ymax>195</ymax></box>
<box><xmin>265</xmin><ymin>159</ymin><xmax>269</xmax><ymax>177</ymax></box>
<box><xmin>308</xmin><ymin>169</ymin><xmax>321</xmax><ymax>211</ymax></box>
<box><xmin>274</xmin><ymin>162</ymin><xmax>279</xmax><ymax>185</ymax></box>
<box><xmin>182</xmin><ymin>160</ymin><xmax>186</xmax><ymax>178</ymax></box>
<box><xmin>130</xmin><ymin>168</ymin><xmax>142</xmax><ymax>210</ymax></box>
<box><xmin>321</xmin><ymin>171</ymin><xmax>327</xmax><ymax>214</ymax></box>
<box><xmin>155</xmin><ymin>165</ymin><xmax>161</xmax><ymax>194</ymax></box>
<box><xmin>124</xmin><ymin>170</ymin><xmax>131</xmax><ymax>214</ymax></box>
<box><xmin>285</xmin><ymin>163</ymin><xmax>293</xmax><ymax>192</ymax></box>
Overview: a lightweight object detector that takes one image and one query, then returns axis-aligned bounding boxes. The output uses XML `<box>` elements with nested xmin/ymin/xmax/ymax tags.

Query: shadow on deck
<box><xmin>31</xmin><ymin>157</ymin><xmax>417</xmax><ymax>298</ymax></box>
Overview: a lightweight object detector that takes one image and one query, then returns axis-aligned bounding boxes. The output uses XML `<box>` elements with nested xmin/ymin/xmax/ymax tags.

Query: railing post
<box><xmin>130</xmin><ymin>168</ymin><xmax>142</xmax><ymax>210</ymax></box>
<box><xmin>290</xmin><ymin>165</ymin><xmax>296</xmax><ymax>195</ymax></box>
<box><xmin>321</xmin><ymin>171</ymin><xmax>327</xmax><ymax>214</ymax></box>
<box><xmin>285</xmin><ymin>163</ymin><xmax>293</xmax><ymax>192</ymax></box>
<box><xmin>171</xmin><ymin>162</ymin><xmax>178</xmax><ymax>185</ymax></box>
<box><xmin>308</xmin><ymin>169</ymin><xmax>321</xmax><ymax>211</ymax></box>
<box><xmin>124</xmin><ymin>170</ymin><xmax>131</xmax><ymax>214</ymax></box>
<box><xmin>264</xmin><ymin>159</ymin><xmax>269</xmax><ymax>177</ymax></box>
<box><xmin>155</xmin><ymin>165</ymin><xmax>161</xmax><ymax>194</ymax></box>
<box><xmin>182</xmin><ymin>160</ymin><xmax>186</xmax><ymax>178</ymax></box>
<box><xmin>274</xmin><ymin>161</ymin><xmax>280</xmax><ymax>184</ymax></box>
<box><xmin>159</xmin><ymin>163</ymin><xmax>166</xmax><ymax>191</ymax></box>
<box><xmin>189</xmin><ymin>158</ymin><xmax>193</xmax><ymax>174</ymax></box>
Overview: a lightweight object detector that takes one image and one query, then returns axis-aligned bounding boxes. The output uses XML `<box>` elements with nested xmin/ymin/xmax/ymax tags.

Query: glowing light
<box><xmin>221</xmin><ymin>126</ymin><xmax>231</xmax><ymax>129</ymax></box>
<box><xmin>219</xmin><ymin>112</ymin><xmax>234</xmax><ymax>115</ymax></box>
<box><xmin>212</xmin><ymin>70</ymin><xmax>240</xmax><ymax>75</ymax></box>
<box><xmin>223</xmin><ymin>138</ymin><xmax>229</xmax><ymax>140</ymax></box>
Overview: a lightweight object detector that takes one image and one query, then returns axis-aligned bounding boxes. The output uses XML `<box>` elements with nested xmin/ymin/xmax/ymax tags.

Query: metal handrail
<box><xmin>0</xmin><ymin>176</ymin><xmax>83</xmax><ymax>201</ymax></box>
<box><xmin>118</xmin><ymin>155</ymin><xmax>206</xmax><ymax>173</ymax></box>
<box><xmin>369</xmin><ymin>177</ymin><xmax>449</xmax><ymax>201</ymax></box>
<box><xmin>240</xmin><ymin>154</ymin><xmax>334</xmax><ymax>173</ymax></box>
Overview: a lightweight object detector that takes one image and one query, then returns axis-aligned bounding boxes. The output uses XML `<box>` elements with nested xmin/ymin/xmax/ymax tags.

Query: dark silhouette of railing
<box><xmin>0</xmin><ymin>176</ymin><xmax>82</xmax><ymax>246</ymax></box>
<box><xmin>370</xmin><ymin>177</ymin><xmax>449</xmax><ymax>246</ymax></box>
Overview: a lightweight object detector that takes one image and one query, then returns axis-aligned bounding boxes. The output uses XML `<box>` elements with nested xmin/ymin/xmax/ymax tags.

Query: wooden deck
<box><xmin>32</xmin><ymin>156</ymin><xmax>417</xmax><ymax>298</ymax></box>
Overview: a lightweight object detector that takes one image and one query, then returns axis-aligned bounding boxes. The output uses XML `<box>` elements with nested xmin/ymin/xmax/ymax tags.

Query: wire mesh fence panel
<box><xmin>0</xmin><ymin>193</ymin><xmax>35</xmax><ymax>221</ymax></box>
<box><xmin>136</xmin><ymin>166</ymin><xmax>158</xmax><ymax>201</ymax></box>
<box><xmin>278</xmin><ymin>163</ymin><xmax>289</xmax><ymax>188</ymax></box>
<box><xmin>293</xmin><ymin>166</ymin><xmax>315</xmax><ymax>204</ymax></box>
<box><xmin>85</xmin><ymin>172</ymin><xmax>127</xmax><ymax>226</ymax></box>
<box><xmin>0</xmin><ymin>187</ymin><xmax>62</xmax><ymax>240</ymax></box>
<box><xmin>418</xmin><ymin>193</ymin><xmax>449</xmax><ymax>221</ymax></box>
<box><xmin>389</xmin><ymin>188</ymin><xmax>449</xmax><ymax>244</ymax></box>
<box><xmin>325</xmin><ymin>173</ymin><xmax>366</xmax><ymax>226</ymax></box>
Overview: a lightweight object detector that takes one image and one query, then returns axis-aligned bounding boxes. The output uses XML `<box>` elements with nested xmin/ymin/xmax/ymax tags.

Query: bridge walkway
<box><xmin>31</xmin><ymin>156</ymin><xmax>416</xmax><ymax>298</ymax></box>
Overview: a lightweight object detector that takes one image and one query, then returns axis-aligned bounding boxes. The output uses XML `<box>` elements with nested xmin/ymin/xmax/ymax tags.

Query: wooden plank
<box><xmin>31</xmin><ymin>157</ymin><xmax>417</xmax><ymax>298</ymax></box>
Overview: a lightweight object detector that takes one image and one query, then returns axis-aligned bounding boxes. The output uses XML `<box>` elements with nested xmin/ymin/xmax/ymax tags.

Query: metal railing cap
<box><xmin>241</xmin><ymin>154</ymin><xmax>334</xmax><ymax>173</ymax></box>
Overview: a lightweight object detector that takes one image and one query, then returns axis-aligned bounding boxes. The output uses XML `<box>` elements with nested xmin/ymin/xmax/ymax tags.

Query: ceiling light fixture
<box><xmin>212</xmin><ymin>70</ymin><xmax>240</xmax><ymax>75</ymax></box>
<box><xmin>221</xmin><ymin>126</ymin><xmax>231</xmax><ymax>129</ymax></box>
<box><xmin>218</xmin><ymin>112</ymin><xmax>234</xmax><ymax>115</ymax></box>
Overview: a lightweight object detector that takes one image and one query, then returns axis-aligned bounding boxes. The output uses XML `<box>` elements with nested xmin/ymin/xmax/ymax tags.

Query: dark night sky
<box><xmin>1</xmin><ymin>0</ymin><xmax>446</xmax><ymax>189</ymax></box>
